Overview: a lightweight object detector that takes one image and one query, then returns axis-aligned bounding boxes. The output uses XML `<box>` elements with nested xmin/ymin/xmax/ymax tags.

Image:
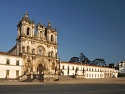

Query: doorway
<box><xmin>37</xmin><ymin>64</ymin><xmax>44</xmax><ymax>74</ymax></box>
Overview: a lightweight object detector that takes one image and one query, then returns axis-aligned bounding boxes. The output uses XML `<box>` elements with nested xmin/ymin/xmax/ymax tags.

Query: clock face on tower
<box><xmin>37</xmin><ymin>46</ymin><xmax>44</xmax><ymax>55</ymax></box>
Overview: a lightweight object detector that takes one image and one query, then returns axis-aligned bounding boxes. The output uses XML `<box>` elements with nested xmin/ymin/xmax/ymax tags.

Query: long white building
<box><xmin>60</xmin><ymin>62</ymin><xmax>118</xmax><ymax>79</ymax></box>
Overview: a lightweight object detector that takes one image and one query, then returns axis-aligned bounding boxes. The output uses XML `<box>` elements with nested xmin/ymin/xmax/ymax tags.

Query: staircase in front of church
<box><xmin>58</xmin><ymin>75</ymin><xmax>76</xmax><ymax>81</ymax></box>
<box><xmin>1</xmin><ymin>74</ymin><xmax>77</xmax><ymax>82</ymax></box>
<box><xmin>17</xmin><ymin>74</ymin><xmax>59</xmax><ymax>82</ymax></box>
<box><xmin>17</xmin><ymin>74</ymin><xmax>44</xmax><ymax>82</ymax></box>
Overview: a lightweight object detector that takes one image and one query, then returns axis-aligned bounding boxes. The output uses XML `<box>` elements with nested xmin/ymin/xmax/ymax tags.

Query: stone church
<box><xmin>0</xmin><ymin>12</ymin><xmax>59</xmax><ymax>81</ymax></box>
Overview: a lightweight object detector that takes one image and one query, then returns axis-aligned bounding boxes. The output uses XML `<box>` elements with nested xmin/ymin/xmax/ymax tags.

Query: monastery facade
<box><xmin>60</xmin><ymin>62</ymin><xmax>118</xmax><ymax>79</ymax></box>
<box><xmin>0</xmin><ymin>13</ymin><xmax>118</xmax><ymax>81</ymax></box>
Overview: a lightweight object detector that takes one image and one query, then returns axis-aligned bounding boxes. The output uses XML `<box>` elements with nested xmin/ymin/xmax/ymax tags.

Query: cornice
<box><xmin>0</xmin><ymin>63</ymin><xmax>23</xmax><ymax>67</ymax></box>
<box><xmin>18</xmin><ymin>36</ymin><xmax>58</xmax><ymax>47</ymax></box>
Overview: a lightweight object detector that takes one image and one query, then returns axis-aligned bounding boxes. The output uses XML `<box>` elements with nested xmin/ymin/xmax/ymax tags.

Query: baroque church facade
<box><xmin>0</xmin><ymin>13</ymin><xmax>118</xmax><ymax>81</ymax></box>
<box><xmin>0</xmin><ymin>13</ymin><xmax>58</xmax><ymax>81</ymax></box>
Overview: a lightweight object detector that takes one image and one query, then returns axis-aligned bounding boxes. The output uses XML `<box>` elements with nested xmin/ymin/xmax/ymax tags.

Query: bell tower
<box><xmin>17</xmin><ymin>12</ymin><xmax>35</xmax><ymax>39</ymax></box>
<box><xmin>16</xmin><ymin>12</ymin><xmax>35</xmax><ymax>55</ymax></box>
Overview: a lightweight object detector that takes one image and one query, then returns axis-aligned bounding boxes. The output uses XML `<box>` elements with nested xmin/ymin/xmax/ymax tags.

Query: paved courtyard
<box><xmin>0</xmin><ymin>78</ymin><xmax>125</xmax><ymax>94</ymax></box>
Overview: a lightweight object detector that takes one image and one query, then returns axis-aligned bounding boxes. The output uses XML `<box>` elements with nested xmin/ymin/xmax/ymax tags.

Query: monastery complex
<box><xmin>0</xmin><ymin>13</ymin><xmax>118</xmax><ymax>82</ymax></box>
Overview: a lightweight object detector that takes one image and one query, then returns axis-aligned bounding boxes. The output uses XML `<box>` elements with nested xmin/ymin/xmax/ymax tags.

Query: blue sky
<box><xmin>0</xmin><ymin>0</ymin><xmax>125</xmax><ymax>64</ymax></box>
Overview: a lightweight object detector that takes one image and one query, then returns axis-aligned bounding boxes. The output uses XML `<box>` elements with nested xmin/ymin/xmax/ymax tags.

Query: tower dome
<box><xmin>21</xmin><ymin>12</ymin><xmax>31</xmax><ymax>24</ymax></box>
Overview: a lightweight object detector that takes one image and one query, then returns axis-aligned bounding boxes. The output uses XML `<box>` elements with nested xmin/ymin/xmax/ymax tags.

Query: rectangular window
<box><xmin>89</xmin><ymin>74</ymin><xmax>91</xmax><ymax>78</ymax></box>
<box><xmin>16</xmin><ymin>60</ymin><xmax>20</xmax><ymax>65</ymax></box>
<box><xmin>77</xmin><ymin>67</ymin><xmax>79</xmax><ymax>70</ymax></box>
<box><xmin>62</xmin><ymin>65</ymin><xmax>65</xmax><ymax>69</ymax></box>
<box><xmin>6</xmin><ymin>59</ymin><xmax>10</xmax><ymax>65</ymax></box>
<box><xmin>86</xmin><ymin>68</ymin><xmax>88</xmax><ymax>71</ymax></box>
<box><xmin>6</xmin><ymin>70</ymin><xmax>9</xmax><ymax>78</ymax></box>
<box><xmin>16</xmin><ymin>70</ymin><xmax>19</xmax><ymax>77</ymax></box>
<box><xmin>6</xmin><ymin>70</ymin><xmax>9</xmax><ymax>75</ymax></box>
<box><xmin>98</xmin><ymin>69</ymin><xmax>100</xmax><ymax>72</ymax></box>
<box><xmin>89</xmin><ymin>68</ymin><xmax>91</xmax><ymax>71</ymax></box>
<box><xmin>67</xmin><ymin>66</ymin><xmax>69</xmax><ymax>70</ymax></box>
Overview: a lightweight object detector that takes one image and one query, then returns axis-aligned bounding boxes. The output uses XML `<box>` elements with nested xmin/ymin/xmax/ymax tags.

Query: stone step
<box><xmin>32</xmin><ymin>79</ymin><xmax>41</xmax><ymax>82</ymax></box>
<box><xmin>59</xmin><ymin>75</ymin><xmax>75</xmax><ymax>81</ymax></box>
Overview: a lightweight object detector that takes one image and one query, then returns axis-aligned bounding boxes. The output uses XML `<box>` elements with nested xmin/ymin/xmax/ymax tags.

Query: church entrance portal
<box><xmin>36</xmin><ymin>64</ymin><xmax>45</xmax><ymax>81</ymax></box>
<box><xmin>37</xmin><ymin>64</ymin><xmax>45</xmax><ymax>74</ymax></box>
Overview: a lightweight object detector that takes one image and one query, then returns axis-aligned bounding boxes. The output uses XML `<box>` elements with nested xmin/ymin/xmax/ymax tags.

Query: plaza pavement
<box><xmin>0</xmin><ymin>78</ymin><xmax>125</xmax><ymax>94</ymax></box>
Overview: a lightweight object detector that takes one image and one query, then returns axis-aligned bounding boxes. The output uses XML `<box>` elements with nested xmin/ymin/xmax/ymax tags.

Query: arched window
<box><xmin>44</xmin><ymin>30</ymin><xmax>47</xmax><ymax>39</ymax></box>
<box><xmin>27</xmin><ymin>27</ymin><xmax>30</xmax><ymax>35</ymax></box>
<box><xmin>51</xmin><ymin>51</ymin><xmax>53</xmax><ymax>57</ymax></box>
<box><xmin>51</xmin><ymin>35</ymin><xmax>54</xmax><ymax>42</ymax></box>
<box><xmin>55</xmin><ymin>53</ymin><xmax>58</xmax><ymax>58</ymax></box>
<box><xmin>52</xmin><ymin>62</ymin><xmax>55</xmax><ymax>70</ymax></box>
<box><xmin>22</xmin><ymin>46</ymin><xmax>25</xmax><ymax>53</ymax></box>
<box><xmin>48</xmin><ymin>52</ymin><xmax>51</xmax><ymax>57</ymax></box>
<box><xmin>40</xmin><ymin>31</ymin><xmax>42</xmax><ymax>38</ymax></box>
<box><xmin>27</xmin><ymin>46</ymin><xmax>30</xmax><ymax>53</ymax></box>
<box><xmin>32</xmin><ymin>48</ymin><xmax>35</xmax><ymax>54</ymax></box>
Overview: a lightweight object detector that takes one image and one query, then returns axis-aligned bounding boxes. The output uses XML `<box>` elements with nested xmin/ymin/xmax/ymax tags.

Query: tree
<box><xmin>84</xmin><ymin>57</ymin><xmax>91</xmax><ymax>64</ymax></box>
<box><xmin>109</xmin><ymin>63</ymin><xmax>114</xmax><ymax>68</ymax></box>
<box><xmin>69</xmin><ymin>57</ymin><xmax>80</xmax><ymax>63</ymax></box>
<box><xmin>79</xmin><ymin>53</ymin><xmax>86</xmax><ymax>63</ymax></box>
<box><xmin>92</xmin><ymin>58</ymin><xmax>106</xmax><ymax>66</ymax></box>
<box><xmin>79</xmin><ymin>53</ymin><xmax>91</xmax><ymax>64</ymax></box>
